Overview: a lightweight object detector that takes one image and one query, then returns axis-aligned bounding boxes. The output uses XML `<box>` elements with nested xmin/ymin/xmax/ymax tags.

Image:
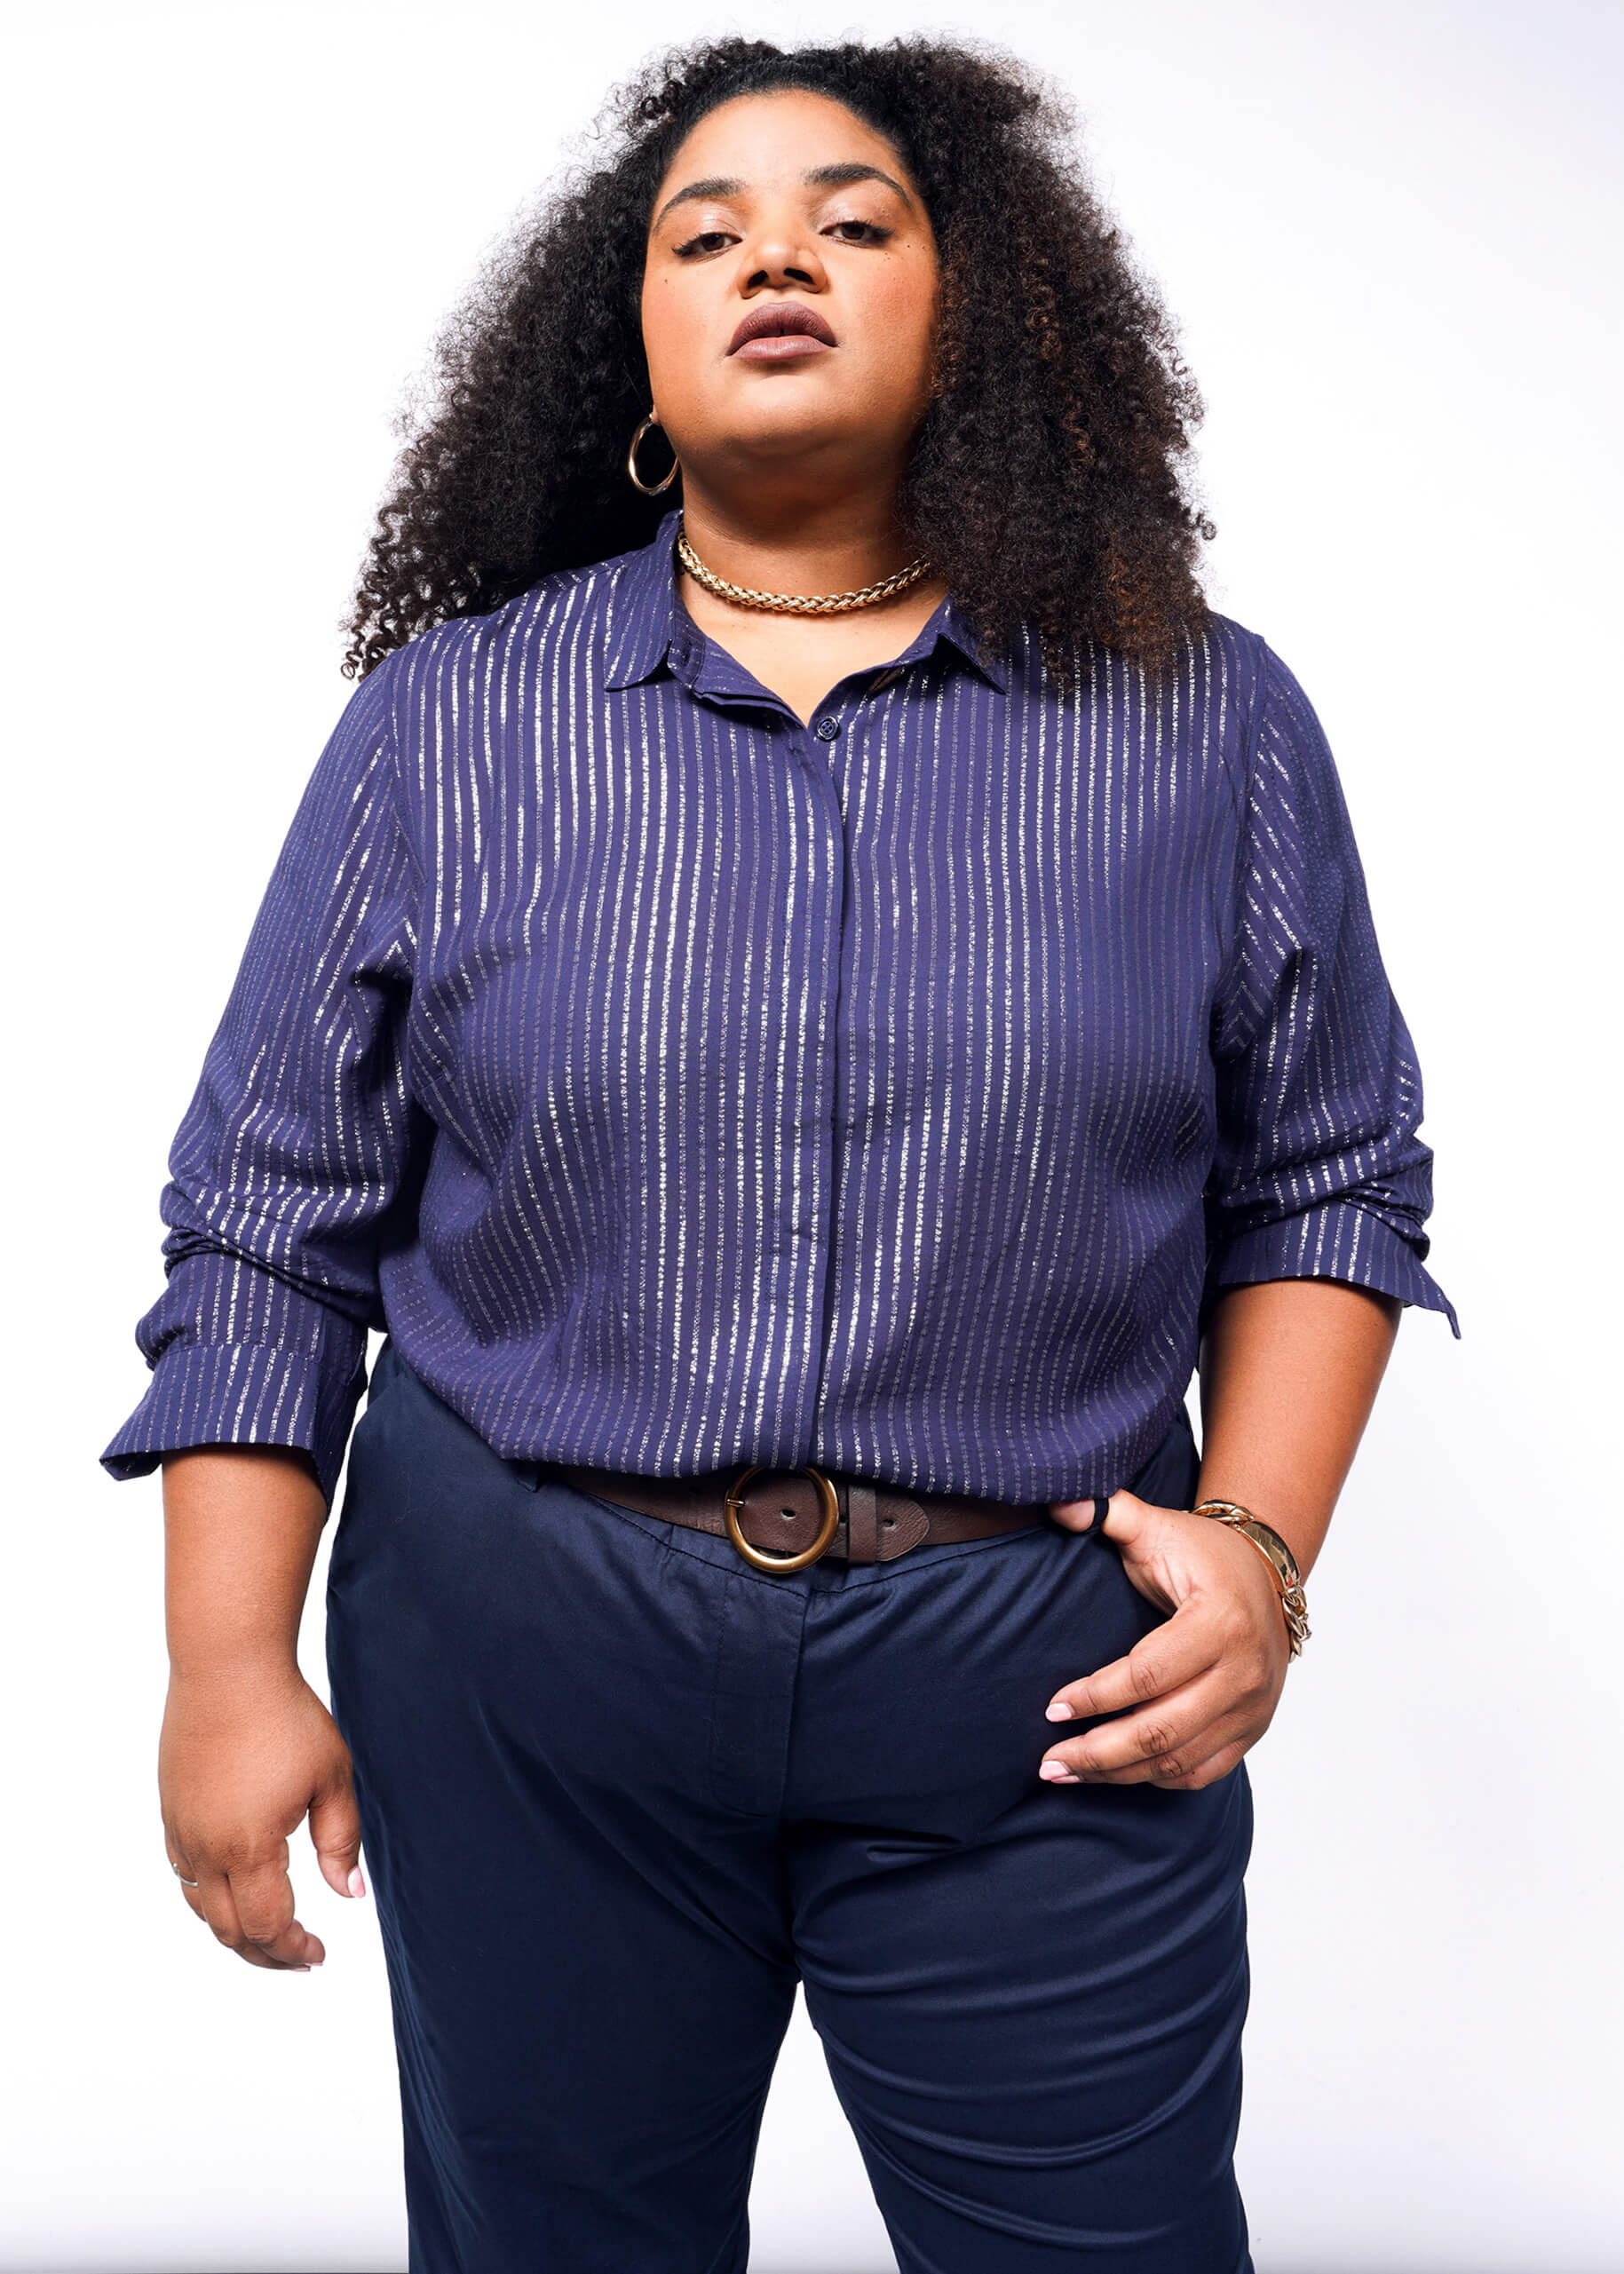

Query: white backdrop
<box><xmin>3</xmin><ymin>3</ymin><xmax>1620</xmax><ymax>2268</ymax></box>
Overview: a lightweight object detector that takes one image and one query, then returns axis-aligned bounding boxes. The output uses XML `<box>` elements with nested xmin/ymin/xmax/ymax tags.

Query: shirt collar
<box><xmin>601</xmin><ymin>508</ymin><xmax>1009</xmax><ymax>697</ymax></box>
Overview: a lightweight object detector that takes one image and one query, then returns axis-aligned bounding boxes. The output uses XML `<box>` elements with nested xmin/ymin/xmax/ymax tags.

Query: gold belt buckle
<box><xmin>724</xmin><ymin>1463</ymin><xmax>841</xmax><ymax>1572</ymax></box>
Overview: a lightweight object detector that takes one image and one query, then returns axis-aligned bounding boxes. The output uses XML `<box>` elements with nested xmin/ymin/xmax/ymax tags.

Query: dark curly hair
<box><xmin>342</xmin><ymin>35</ymin><xmax>1214</xmax><ymax>684</ymax></box>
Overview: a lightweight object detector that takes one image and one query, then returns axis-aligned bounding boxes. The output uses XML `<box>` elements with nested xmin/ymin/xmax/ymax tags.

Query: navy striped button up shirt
<box><xmin>104</xmin><ymin>511</ymin><xmax>1454</xmax><ymax>1509</ymax></box>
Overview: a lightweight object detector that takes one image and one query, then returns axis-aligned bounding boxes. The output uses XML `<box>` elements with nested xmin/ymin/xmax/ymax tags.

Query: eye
<box><xmin>824</xmin><ymin>219</ymin><xmax>891</xmax><ymax>245</ymax></box>
<box><xmin>673</xmin><ymin>229</ymin><xmax>737</xmax><ymax>258</ymax></box>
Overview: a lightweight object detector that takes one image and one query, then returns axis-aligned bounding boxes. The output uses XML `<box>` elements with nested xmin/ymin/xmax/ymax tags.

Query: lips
<box><xmin>727</xmin><ymin>302</ymin><xmax>837</xmax><ymax>359</ymax></box>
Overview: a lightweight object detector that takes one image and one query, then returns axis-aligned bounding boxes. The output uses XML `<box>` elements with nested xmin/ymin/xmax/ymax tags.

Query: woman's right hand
<box><xmin>160</xmin><ymin>1660</ymin><xmax>365</xmax><ymax>1969</ymax></box>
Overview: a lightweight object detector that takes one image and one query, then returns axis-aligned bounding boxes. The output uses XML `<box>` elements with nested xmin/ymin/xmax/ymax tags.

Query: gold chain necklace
<box><xmin>676</xmin><ymin>516</ymin><xmax>931</xmax><ymax>616</ymax></box>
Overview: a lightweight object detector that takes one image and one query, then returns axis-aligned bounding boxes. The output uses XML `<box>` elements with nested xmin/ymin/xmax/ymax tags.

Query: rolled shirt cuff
<box><xmin>1204</xmin><ymin>1200</ymin><xmax>1460</xmax><ymax>1337</ymax></box>
<box><xmin>100</xmin><ymin>1333</ymin><xmax>368</xmax><ymax>1509</ymax></box>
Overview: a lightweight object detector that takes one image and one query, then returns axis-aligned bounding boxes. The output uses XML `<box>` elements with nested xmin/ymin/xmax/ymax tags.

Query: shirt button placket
<box><xmin>787</xmin><ymin>708</ymin><xmax>849</xmax><ymax>1461</ymax></box>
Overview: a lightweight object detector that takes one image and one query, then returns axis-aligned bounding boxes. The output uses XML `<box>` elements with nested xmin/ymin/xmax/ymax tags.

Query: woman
<box><xmin>105</xmin><ymin>36</ymin><xmax>1454</xmax><ymax>2274</ymax></box>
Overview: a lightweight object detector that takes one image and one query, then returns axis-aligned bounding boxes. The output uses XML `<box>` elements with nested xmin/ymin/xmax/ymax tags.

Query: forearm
<box><xmin>162</xmin><ymin>1446</ymin><xmax>328</xmax><ymax>1678</ymax></box>
<box><xmin>158</xmin><ymin>1446</ymin><xmax>363</xmax><ymax>1969</ymax></box>
<box><xmin>1195</xmin><ymin>1279</ymin><xmax>1400</xmax><ymax>1581</ymax></box>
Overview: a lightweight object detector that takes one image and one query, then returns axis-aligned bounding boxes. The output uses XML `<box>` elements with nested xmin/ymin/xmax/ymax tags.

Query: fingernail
<box><xmin>1045</xmin><ymin>1701</ymin><xmax>1074</xmax><ymax>1721</ymax></box>
<box><xmin>1039</xmin><ymin>1761</ymin><xmax>1078</xmax><ymax>1782</ymax></box>
<box><xmin>347</xmin><ymin>1866</ymin><xmax>368</xmax><ymax>1898</ymax></box>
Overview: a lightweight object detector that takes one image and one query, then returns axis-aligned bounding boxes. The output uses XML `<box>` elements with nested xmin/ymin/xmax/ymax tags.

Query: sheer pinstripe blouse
<box><xmin>102</xmin><ymin>511</ymin><xmax>1454</xmax><ymax>1509</ymax></box>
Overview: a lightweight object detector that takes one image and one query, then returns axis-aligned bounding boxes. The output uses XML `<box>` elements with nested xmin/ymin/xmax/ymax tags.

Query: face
<box><xmin>640</xmin><ymin>91</ymin><xmax>939</xmax><ymax>494</ymax></box>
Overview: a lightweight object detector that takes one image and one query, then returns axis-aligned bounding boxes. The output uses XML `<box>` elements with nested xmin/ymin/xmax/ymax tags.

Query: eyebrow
<box><xmin>651</xmin><ymin>162</ymin><xmax>914</xmax><ymax>235</ymax></box>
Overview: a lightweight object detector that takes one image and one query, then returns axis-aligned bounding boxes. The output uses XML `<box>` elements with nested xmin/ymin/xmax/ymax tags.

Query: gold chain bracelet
<box><xmin>1192</xmin><ymin>1499</ymin><xmax>1311</xmax><ymax>1659</ymax></box>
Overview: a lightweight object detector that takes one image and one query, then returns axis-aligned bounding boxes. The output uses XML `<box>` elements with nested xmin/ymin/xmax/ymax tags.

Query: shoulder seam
<box><xmin>365</xmin><ymin>645</ymin><xmax>428</xmax><ymax>899</ymax></box>
<box><xmin>1213</xmin><ymin>622</ymin><xmax>1271</xmax><ymax>978</ymax></box>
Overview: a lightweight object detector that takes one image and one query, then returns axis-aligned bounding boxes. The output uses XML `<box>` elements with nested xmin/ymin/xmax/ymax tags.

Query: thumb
<box><xmin>1096</xmin><ymin>1489</ymin><xmax>1188</xmax><ymax>1618</ymax></box>
<box><xmin>1096</xmin><ymin>1488</ymin><xmax>1154</xmax><ymax>1548</ymax></box>
<box><xmin>308</xmin><ymin>1768</ymin><xmax>367</xmax><ymax>1900</ymax></box>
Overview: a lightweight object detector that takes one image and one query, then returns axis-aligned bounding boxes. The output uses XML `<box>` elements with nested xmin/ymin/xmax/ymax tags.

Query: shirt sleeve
<box><xmin>1203</xmin><ymin>639</ymin><xmax>1458</xmax><ymax>1335</ymax></box>
<box><xmin>100</xmin><ymin>654</ymin><xmax>422</xmax><ymax>1506</ymax></box>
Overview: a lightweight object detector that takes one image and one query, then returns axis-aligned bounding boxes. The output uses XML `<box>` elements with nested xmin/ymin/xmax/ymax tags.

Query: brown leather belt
<box><xmin>554</xmin><ymin>1458</ymin><xmax>1055</xmax><ymax>1571</ymax></box>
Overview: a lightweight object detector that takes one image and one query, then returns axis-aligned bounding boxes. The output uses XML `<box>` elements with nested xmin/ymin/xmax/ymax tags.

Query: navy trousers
<box><xmin>326</xmin><ymin>1338</ymin><xmax>1256</xmax><ymax>2273</ymax></box>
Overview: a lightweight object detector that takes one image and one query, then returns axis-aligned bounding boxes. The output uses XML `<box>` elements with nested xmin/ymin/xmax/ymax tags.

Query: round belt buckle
<box><xmin>724</xmin><ymin>1463</ymin><xmax>841</xmax><ymax>1572</ymax></box>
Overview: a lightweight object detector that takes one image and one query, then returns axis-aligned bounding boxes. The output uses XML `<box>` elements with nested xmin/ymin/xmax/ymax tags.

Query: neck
<box><xmin>676</xmin><ymin>474</ymin><xmax>921</xmax><ymax>601</ymax></box>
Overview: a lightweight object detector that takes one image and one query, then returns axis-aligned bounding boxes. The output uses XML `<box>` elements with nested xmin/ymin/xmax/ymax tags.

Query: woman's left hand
<box><xmin>1037</xmin><ymin>1492</ymin><xmax>1292</xmax><ymax>1790</ymax></box>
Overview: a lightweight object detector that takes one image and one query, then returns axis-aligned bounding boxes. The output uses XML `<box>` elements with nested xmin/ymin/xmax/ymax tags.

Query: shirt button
<box><xmin>813</xmin><ymin>714</ymin><xmax>840</xmax><ymax>741</ymax></box>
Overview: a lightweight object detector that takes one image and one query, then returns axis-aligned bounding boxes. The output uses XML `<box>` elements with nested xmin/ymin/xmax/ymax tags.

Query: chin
<box><xmin>715</xmin><ymin>412</ymin><xmax>853</xmax><ymax>466</ymax></box>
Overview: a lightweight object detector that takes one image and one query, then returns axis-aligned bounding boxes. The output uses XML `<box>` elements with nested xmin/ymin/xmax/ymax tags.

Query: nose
<box><xmin>734</xmin><ymin>218</ymin><xmax>829</xmax><ymax>298</ymax></box>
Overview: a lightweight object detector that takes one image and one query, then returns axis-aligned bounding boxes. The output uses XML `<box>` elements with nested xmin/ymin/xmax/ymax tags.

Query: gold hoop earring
<box><xmin>627</xmin><ymin>415</ymin><xmax>678</xmax><ymax>496</ymax></box>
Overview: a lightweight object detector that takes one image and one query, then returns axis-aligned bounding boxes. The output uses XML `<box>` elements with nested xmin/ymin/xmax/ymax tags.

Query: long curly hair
<box><xmin>342</xmin><ymin>36</ymin><xmax>1214</xmax><ymax>683</ymax></box>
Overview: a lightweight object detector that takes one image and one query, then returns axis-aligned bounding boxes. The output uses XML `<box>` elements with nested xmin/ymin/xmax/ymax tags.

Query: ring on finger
<box><xmin>170</xmin><ymin>1858</ymin><xmax>200</xmax><ymax>1888</ymax></box>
